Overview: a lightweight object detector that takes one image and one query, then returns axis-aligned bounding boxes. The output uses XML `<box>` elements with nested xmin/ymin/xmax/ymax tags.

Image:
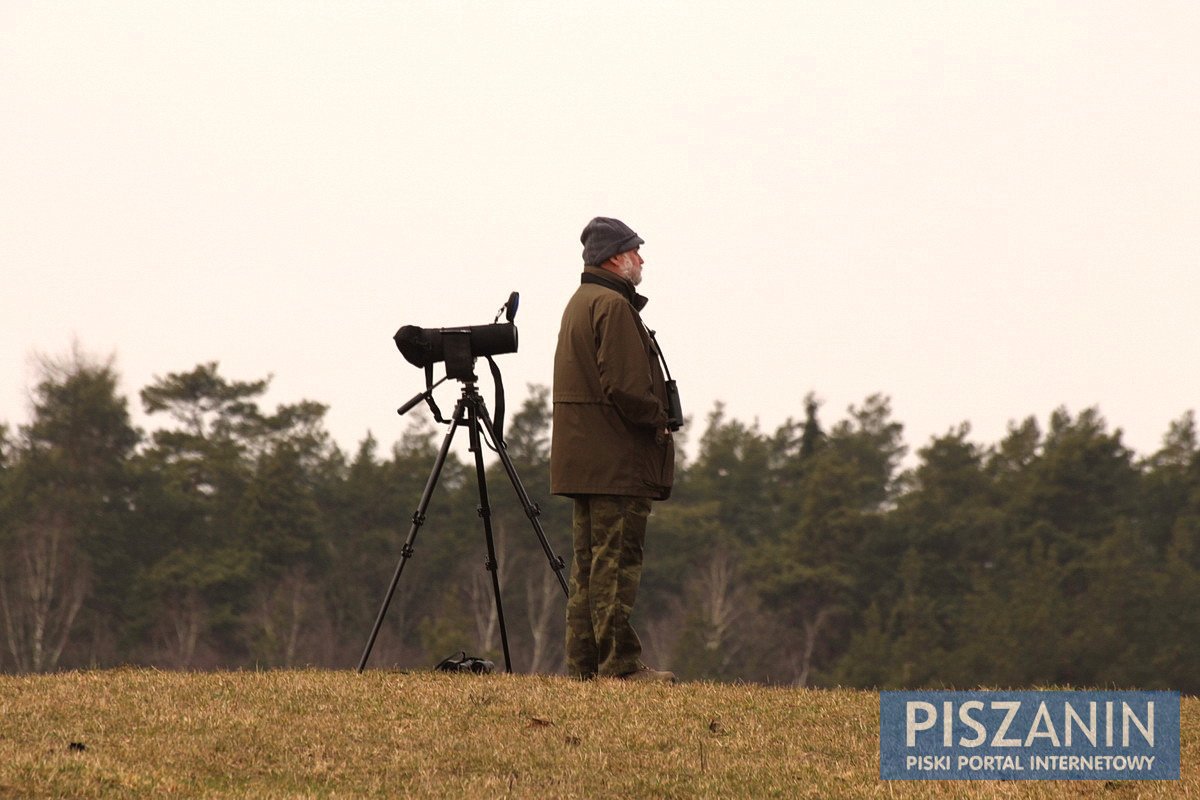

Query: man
<box><xmin>551</xmin><ymin>216</ymin><xmax>676</xmax><ymax>683</ymax></box>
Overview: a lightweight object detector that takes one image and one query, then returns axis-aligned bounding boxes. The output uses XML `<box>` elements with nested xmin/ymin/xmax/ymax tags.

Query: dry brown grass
<box><xmin>0</xmin><ymin>669</ymin><xmax>1194</xmax><ymax>798</ymax></box>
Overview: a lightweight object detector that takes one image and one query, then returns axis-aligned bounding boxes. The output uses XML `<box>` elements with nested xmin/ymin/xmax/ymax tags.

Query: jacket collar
<box><xmin>581</xmin><ymin>265</ymin><xmax>649</xmax><ymax>311</ymax></box>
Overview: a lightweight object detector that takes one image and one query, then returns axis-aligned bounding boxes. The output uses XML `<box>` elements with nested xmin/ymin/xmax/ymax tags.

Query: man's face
<box><xmin>614</xmin><ymin>249</ymin><xmax>644</xmax><ymax>286</ymax></box>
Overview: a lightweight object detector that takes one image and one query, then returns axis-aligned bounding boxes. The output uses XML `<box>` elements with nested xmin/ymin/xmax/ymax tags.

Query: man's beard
<box><xmin>616</xmin><ymin>255</ymin><xmax>642</xmax><ymax>286</ymax></box>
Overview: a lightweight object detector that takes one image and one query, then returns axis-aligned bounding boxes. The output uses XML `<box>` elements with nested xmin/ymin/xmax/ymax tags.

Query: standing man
<box><xmin>551</xmin><ymin>216</ymin><xmax>676</xmax><ymax>683</ymax></box>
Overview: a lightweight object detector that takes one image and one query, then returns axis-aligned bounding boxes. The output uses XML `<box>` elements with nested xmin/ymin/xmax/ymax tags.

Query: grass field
<box><xmin>0</xmin><ymin>669</ymin><xmax>1194</xmax><ymax>799</ymax></box>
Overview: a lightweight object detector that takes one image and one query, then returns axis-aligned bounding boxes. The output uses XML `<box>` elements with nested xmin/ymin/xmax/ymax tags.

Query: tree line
<box><xmin>2</xmin><ymin>351</ymin><xmax>1198</xmax><ymax>690</ymax></box>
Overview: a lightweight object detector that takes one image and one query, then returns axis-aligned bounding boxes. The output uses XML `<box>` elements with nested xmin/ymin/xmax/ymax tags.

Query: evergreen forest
<box><xmin>2</xmin><ymin>352</ymin><xmax>1198</xmax><ymax>691</ymax></box>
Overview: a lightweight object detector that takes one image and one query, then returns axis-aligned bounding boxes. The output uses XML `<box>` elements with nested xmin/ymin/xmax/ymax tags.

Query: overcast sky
<box><xmin>3</xmin><ymin>2</ymin><xmax>1197</xmax><ymax>465</ymax></box>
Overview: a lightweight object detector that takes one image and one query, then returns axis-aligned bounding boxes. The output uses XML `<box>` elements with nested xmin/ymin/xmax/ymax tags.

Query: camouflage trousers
<box><xmin>565</xmin><ymin>494</ymin><xmax>651</xmax><ymax>679</ymax></box>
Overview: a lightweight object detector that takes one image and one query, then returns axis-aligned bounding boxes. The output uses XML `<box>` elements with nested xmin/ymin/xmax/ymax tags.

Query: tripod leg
<box><xmin>466</xmin><ymin>399</ymin><xmax>513</xmax><ymax>673</ymax></box>
<box><xmin>475</xmin><ymin>402</ymin><xmax>570</xmax><ymax>596</ymax></box>
<box><xmin>357</xmin><ymin>408</ymin><xmax>463</xmax><ymax>672</ymax></box>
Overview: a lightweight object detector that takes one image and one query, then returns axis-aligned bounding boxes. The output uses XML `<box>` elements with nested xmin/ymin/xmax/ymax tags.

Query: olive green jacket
<box><xmin>550</xmin><ymin>266</ymin><xmax>675</xmax><ymax>500</ymax></box>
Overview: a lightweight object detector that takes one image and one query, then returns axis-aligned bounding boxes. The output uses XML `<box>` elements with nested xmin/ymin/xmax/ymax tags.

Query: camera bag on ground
<box><xmin>435</xmin><ymin>651</ymin><xmax>495</xmax><ymax>675</ymax></box>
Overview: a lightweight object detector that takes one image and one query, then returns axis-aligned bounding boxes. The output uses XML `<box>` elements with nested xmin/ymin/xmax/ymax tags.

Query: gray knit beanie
<box><xmin>580</xmin><ymin>217</ymin><xmax>644</xmax><ymax>266</ymax></box>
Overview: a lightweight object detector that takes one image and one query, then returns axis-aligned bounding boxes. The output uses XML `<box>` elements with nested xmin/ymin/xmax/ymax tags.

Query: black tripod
<box><xmin>357</xmin><ymin>372</ymin><xmax>570</xmax><ymax>673</ymax></box>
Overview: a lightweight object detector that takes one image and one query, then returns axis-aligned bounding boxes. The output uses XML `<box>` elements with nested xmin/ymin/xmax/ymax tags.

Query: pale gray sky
<box><xmin>3</xmin><ymin>2</ymin><xmax>1198</xmax><ymax>462</ymax></box>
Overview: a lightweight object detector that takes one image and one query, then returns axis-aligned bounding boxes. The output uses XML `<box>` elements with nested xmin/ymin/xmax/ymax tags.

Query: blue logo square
<box><xmin>880</xmin><ymin>690</ymin><xmax>1180</xmax><ymax>780</ymax></box>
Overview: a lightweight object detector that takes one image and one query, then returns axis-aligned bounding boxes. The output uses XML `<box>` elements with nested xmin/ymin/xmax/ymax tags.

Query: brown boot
<box><xmin>618</xmin><ymin>663</ymin><xmax>676</xmax><ymax>683</ymax></box>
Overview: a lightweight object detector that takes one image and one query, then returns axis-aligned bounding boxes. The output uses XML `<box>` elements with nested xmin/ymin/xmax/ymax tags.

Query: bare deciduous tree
<box><xmin>794</xmin><ymin>606</ymin><xmax>837</xmax><ymax>687</ymax></box>
<box><xmin>693</xmin><ymin>548</ymin><xmax>753</xmax><ymax>671</ymax></box>
<box><xmin>156</xmin><ymin>589</ymin><xmax>207</xmax><ymax>668</ymax></box>
<box><xmin>0</xmin><ymin>514</ymin><xmax>89</xmax><ymax>672</ymax></box>
<box><xmin>642</xmin><ymin>599</ymin><xmax>686</xmax><ymax>672</ymax></box>
<box><xmin>247</xmin><ymin>567</ymin><xmax>315</xmax><ymax>667</ymax></box>
<box><xmin>468</xmin><ymin>521</ymin><xmax>511</xmax><ymax>656</ymax></box>
<box><xmin>524</xmin><ymin>561</ymin><xmax>562</xmax><ymax>674</ymax></box>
